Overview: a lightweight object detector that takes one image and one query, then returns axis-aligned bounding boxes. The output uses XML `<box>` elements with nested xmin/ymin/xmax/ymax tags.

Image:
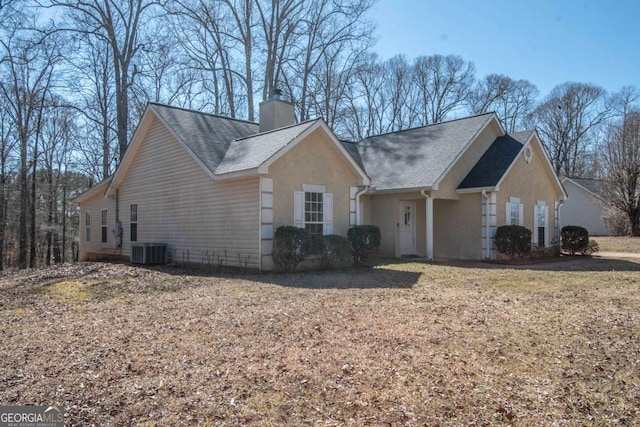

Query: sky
<box><xmin>368</xmin><ymin>0</ymin><xmax>640</xmax><ymax>98</ymax></box>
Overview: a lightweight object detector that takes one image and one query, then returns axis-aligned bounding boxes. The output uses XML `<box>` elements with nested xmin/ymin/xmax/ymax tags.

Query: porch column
<box><xmin>425</xmin><ymin>195</ymin><xmax>433</xmax><ymax>261</ymax></box>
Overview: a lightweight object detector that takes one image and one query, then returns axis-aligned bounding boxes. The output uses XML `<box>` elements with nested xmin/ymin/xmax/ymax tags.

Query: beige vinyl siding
<box><xmin>78</xmin><ymin>191</ymin><xmax>116</xmax><ymax>260</ymax></box>
<box><xmin>561</xmin><ymin>180</ymin><xmax>609</xmax><ymax>235</ymax></box>
<box><xmin>114</xmin><ymin>116</ymin><xmax>260</xmax><ymax>268</ymax></box>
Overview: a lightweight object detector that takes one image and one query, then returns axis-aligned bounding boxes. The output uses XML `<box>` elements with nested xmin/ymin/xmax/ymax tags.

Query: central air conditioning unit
<box><xmin>130</xmin><ymin>243</ymin><xmax>167</xmax><ymax>265</ymax></box>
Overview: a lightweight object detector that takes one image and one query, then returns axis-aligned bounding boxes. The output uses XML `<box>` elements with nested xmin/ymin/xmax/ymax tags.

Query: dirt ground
<box><xmin>1</xmin><ymin>257</ymin><xmax>639</xmax><ymax>426</ymax></box>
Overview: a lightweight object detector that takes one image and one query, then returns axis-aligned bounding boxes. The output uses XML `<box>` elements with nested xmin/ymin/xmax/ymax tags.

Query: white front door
<box><xmin>399</xmin><ymin>201</ymin><xmax>416</xmax><ymax>256</ymax></box>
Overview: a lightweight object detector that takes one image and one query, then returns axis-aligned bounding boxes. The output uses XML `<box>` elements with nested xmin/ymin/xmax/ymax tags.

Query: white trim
<box><xmin>323</xmin><ymin>193</ymin><xmax>333</xmax><ymax>235</ymax></box>
<box><xmin>533</xmin><ymin>203</ymin><xmax>549</xmax><ymax>247</ymax></box>
<box><xmin>302</xmin><ymin>184</ymin><xmax>326</xmax><ymax>193</ymax></box>
<box><xmin>457</xmin><ymin>186</ymin><xmax>497</xmax><ymax>194</ymax></box>
<box><xmin>398</xmin><ymin>201</ymin><xmax>417</xmax><ymax>256</ymax></box>
<box><xmin>293</xmin><ymin>191</ymin><xmax>304</xmax><ymax>228</ymax></box>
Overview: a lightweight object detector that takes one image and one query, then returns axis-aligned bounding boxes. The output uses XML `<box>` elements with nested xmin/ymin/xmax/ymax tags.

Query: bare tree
<box><xmin>48</xmin><ymin>0</ymin><xmax>162</xmax><ymax>162</ymax></box>
<box><xmin>291</xmin><ymin>0</ymin><xmax>374</xmax><ymax>122</ymax></box>
<box><xmin>255</xmin><ymin>0</ymin><xmax>304</xmax><ymax>102</ymax></box>
<box><xmin>0</xmin><ymin>13</ymin><xmax>60</xmax><ymax>268</ymax></box>
<box><xmin>531</xmin><ymin>82</ymin><xmax>616</xmax><ymax>177</ymax></box>
<box><xmin>39</xmin><ymin>99</ymin><xmax>76</xmax><ymax>264</ymax></box>
<box><xmin>69</xmin><ymin>36</ymin><xmax>117</xmax><ymax>180</ymax></box>
<box><xmin>600</xmin><ymin>111</ymin><xmax>640</xmax><ymax>236</ymax></box>
<box><xmin>469</xmin><ymin>74</ymin><xmax>538</xmax><ymax>131</ymax></box>
<box><xmin>384</xmin><ymin>55</ymin><xmax>415</xmax><ymax>131</ymax></box>
<box><xmin>342</xmin><ymin>53</ymin><xmax>387</xmax><ymax>139</ymax></box>
<box><xmin>412</xmin><ymin>54</ymin><xmax>475</xmax><ymax>125</ymax></box>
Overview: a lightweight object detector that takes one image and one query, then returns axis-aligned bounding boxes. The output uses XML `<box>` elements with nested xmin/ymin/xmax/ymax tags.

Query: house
<box><xmin>74</xmin><ymin>94</ymin><xmax>567</xmax><ymax>269</ymax></box>
<box><xmin>561</xmin><ymin>177</ymin><xmax>612</xmax><ymax>235</ymax></box>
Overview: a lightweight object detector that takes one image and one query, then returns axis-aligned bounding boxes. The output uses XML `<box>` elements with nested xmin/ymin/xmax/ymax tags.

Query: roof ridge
<box><xmin>232</xmin><ymin>117</ymin><xmax>320</xmax><ymax>142</ymax></box>
<box><xmin>360</xmin><ymin>112</ymin><xmax>496</xmax><ymax>140</ymax></box>
<box><xmin>148</xmin><ymin>102</ymin><xmax>259</xmax><ymax>126</ymax></box>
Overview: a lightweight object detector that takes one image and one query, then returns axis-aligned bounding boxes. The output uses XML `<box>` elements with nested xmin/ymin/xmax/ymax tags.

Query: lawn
<box><xmin>1</xmin><ymin>257</ymin><xmax>639</xmax><ymax>426</ymax></box>
<box><xmin>592</xmin><ymin>236</ymin><xmax>640</xmax><ymax>253</ymax></box>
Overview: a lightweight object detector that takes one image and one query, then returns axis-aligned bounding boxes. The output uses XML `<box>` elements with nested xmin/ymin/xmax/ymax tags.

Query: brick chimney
<box><xmin>259</xmin><ymin>88</ymin><xmax>295</xmax><ymax>132</ymax></box>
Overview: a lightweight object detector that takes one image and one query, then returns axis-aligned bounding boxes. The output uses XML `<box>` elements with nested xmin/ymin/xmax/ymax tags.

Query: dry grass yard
<box><xmin>592</xmin><ymin>236</ymin><xmax>640</xmax><ymax>254</ymax></box>
<box><xmin>1</xmin><ymin>255</ymin><xmax>639</xmax><ymax>426</ymax></box>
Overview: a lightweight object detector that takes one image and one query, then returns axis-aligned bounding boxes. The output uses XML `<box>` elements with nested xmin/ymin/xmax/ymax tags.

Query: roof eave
<box><xmin>72</xmin><ymin>178</ymin><xmax>112</xmax><ymax>203</ymax></box>
<box><xmin>561</xmin><ymin>177</ymin><xmax>605</xmax><ymax>202</ymax></box>
<box><xmin>215</xmin><ymin>167</ymin><xmax>260</xmax><ymax>180</ymax></box>
<box><xmin>456</xmin><ymin>186</ymin><xmax>498</xmax><ymax>194</ymax></box>
<box><xmin>367</xmin><ymin>185</ymin><xmax>434</xmax><ymax>195</ymax></box>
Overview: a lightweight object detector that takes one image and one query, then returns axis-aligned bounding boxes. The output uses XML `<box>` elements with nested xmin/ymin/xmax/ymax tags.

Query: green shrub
<box><xmin>582</xmin><ymin>239</ymin><xmax>600</xmax><ymax>256</ymax></box>
<box><xmin>272</xmin><ymin>226</ymin><xmax>310</xmax><ymax>272</ymax></box>
<box><xmin>347</xmin><ymin>225</ymin><xmax>381</xmax><ymax>265</ymax></box>
<box><xmin>561</xmin><ymin>226</ymin><xmax>589</xmax><ymax>255</ymax></box>
<box><xmin>320</xmin><ymin>235</ymin><xmax>351</xmax><ymax>269</ymax></box>
<box><xmin>494</xmin><ymin>225</ymin><xmax>532</xmax><ymax>260</ymax></box>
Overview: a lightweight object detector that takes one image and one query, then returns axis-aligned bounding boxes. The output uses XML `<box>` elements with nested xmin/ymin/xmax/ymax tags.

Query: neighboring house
<box><xmin>561</xmin><ymin>177</ymin><xmax>611</xmax><ymax>235</ymax></box>
<box><xmin>74</xmin><ymin>94</ymin><xmax>566</xmax><ymax>269</ymax></box>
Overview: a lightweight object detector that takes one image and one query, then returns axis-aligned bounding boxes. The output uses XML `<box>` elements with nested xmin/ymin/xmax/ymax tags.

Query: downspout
<box><xmin>420</xmin><ymin>189</ymin><xmax>433</xmax><ymax>261</ymax></box>
<box><xmin>482</xmin><ymin>190</ymin><xmax>491</xmax><ymax>259</ymax></box>
<box><xmin>355</xmin><ymin>185</ymin><xmax>369</xmax><ymax>225</ymax></box>
<box><xmin>556</xmin><ymin>200</ymin><xmax>565</xmax><ymax>242</ymax></box>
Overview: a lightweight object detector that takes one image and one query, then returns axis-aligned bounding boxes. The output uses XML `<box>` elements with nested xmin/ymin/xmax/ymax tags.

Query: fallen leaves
<box><xmin>0</xmin><ymin>259</ymin><xmax>639</xmax><ymax>425</ymax></box>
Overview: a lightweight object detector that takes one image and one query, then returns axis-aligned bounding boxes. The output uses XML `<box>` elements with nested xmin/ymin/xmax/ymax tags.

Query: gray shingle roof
<box><xmin>216</xmin><ymin>120</ymin><xmax>318</xmax><ymax>174</ymax></box>
<box><xmin>149</xmin><ymin>103</ymin><xmax>259</xmax><ymax>175</ymax></box>
<box><xmin>355</xmin><ymin>113</ymin><xmax>495</xmax><ymax>191</ymax></box>
<box><xmin>458</xmin><ymin>134</ymin><xmax>524</xmax><ymax>189</ymax></box>
<box><xmin>565</xmin><ymin>177</ymin><xmax>607</xmax><ymax>200</ymax></box>
<box><xmin>509</xmin><ymin>130</ymin><xmax>535</xmax><ymax>145</ymax></box>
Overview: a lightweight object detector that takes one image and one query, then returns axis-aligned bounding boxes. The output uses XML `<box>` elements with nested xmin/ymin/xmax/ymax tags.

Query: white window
<box><xmin>533</xmin><ymin>202</ymin><xmax>549</xmax><ymax>247</ymax></box>
<box><xmin>130</xmin><ymin>204</ymin><xmax>138</xmax><ymax>242</ymax></box>
<box><xmin>101</xmin><ymin>209</ymin><xmax>108</xmax><ymax>243</ymax></box>
<box><xmin>85</xmin><ymin>211</ymin><xmax>91</xmax><ymax>242</ymax></box>
<box><xmin>506</xmin><ymin>197</ymin><xmax>523</xmax><ymax>226</ymax></box>
<box><xmin>294</xmin><ymin>186</ymin><xmax>334</xmax><ymax>251</ymax></box>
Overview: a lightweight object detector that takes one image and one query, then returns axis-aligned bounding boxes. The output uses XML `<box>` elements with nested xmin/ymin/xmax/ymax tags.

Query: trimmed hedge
<box><xmin>347</xmin><ymin>225</ymin><xmax>381</xmax><ymax>265</ymax></box>
<box><xmin>320</xmin><ymin>235</ymin><xmax>351</xmax><ymax>270</ymax></box>
<box><xmin>272</xmin><ymin>226</ymin><xmax>310</xmax><ymax>272</ymax></box>
<box><xmin>561</xmin><ymin>225</ymin><xmax>589</xmax><ymax>255</ymax></box>
<box><xmin>495</xmin><ymin>225</ymin><xmax>532</xmax><ymax>260</ymax></box>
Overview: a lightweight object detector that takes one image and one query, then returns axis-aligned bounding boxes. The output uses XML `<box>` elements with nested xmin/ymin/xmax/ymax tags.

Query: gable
<box><xmin>458</xmin><ymin>134</ymin><xmax>524</xmax><ymax>190</ymax></box>
<box><xmin>563</xmin><ymin>177</ymin><xmax>606</xmax><ymax>202</ymax></box>
<box><xmin>357</xmin><ymin>113</ymin><xmax>497</xmax><ymax>192</ymax></box>
<box><xmin>216</xmin><ymin>118</ymin><xmax>369</xmax><ymax>184</ymax></box>
<box><xmin>106</xmin><ymin>104</ymin><xmax>259</xmax><ymax>196</ymax></box>
<box><xmin>268</xmin><ymin>127</ymin><xmax>365</xmax><ymax>185</ymax></box>
<box><xmin>496</xmin><ymin>133</ymin><xmax>566</xmax><ymax>200</ymax></box>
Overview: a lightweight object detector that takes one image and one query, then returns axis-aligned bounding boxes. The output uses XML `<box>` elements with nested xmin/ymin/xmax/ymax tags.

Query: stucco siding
<box><xmin>496</xmin><ymin>140</ymin><xmax>561</xmax><ymax>241</ymax></box>
<box><xmin>268</xmin><ymin>128</ymin><xmax>363</xmax><ymax>237</ymax></box>
<box><xmin>433</xmin><ymin>194</ymin><xmax>482</xmax><ymax>259</ymax></box>
<box><xmin>367</xmin><ymin>192</ymin><xmax>425</xmax><ymax>257</ymax></box>
<box><xmin>562</xmin><ymin>181</ymin><xmax>609</xmax><ymax>235</ymax></box>
<box><xmin>83</xmin><ymin>115</ymin><xmax>261</xmax><ymax>268</ymax></box>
